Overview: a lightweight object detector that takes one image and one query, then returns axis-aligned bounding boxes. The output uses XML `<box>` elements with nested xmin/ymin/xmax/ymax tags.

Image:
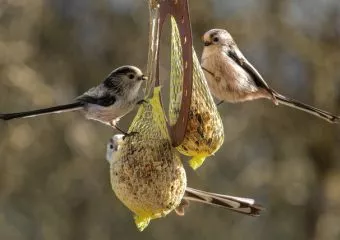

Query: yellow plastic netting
<box><xmin>110</xmin><ymin>87</ymin><xmax>186</xmax><ymax>231</ymax></box>
<box><xmin>169</xmin><ymin>17</ymin><xmax>224</xmax><ymax>169</ymax></box>
<box><xmin>144</xmin><ymin>0</ymin><xmax>160</xmax><ymax>97</ymax></box>
<box><xmin>110</xmin><ymin>3</ymin><xmax>225</xmax><ymax>231</ymax></box>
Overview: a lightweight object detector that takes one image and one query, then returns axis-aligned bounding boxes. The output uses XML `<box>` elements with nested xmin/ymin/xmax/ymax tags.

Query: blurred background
<box><xmin>0</xmin><ymin>0</ymin><xmax>340</xmax><ymax>239</ymax></box>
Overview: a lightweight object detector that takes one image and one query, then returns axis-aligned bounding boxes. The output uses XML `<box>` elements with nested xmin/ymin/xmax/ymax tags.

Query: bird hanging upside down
<box><xmin>106</xmin><ymin>134</ymin><xmax>264</xmax><ymax>229</ymax></box>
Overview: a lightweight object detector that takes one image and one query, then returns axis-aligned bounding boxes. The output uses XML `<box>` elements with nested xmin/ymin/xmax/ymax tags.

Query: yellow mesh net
<box><xmin>111</xmin><ymin>3</ymin><xmax>225</xmax><ymax>231</ymax></box>
<box><xmin>144</xmin><ymin>0</ymin><xmax>160</xmax><ymax>97</ymax></box>
<box><xmin>111</xmin><ymin>87</ymin><xmax>186</xmax><ymax>231</ymax></box>
<box><xmin>169</xmin><ymin>17</ymin><xmax>224</xmax><ymax>169</ymax></box>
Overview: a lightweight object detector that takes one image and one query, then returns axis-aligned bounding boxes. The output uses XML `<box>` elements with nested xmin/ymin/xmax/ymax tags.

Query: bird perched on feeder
<box><xmin>0</xmin><ymin>65</ymin><xmax>147</xmax><ymax>134</ymax></box>
<box><xmin>201</xmin><ymin>29</ymin><xmax>339</xmax><ymax>123</ymax></box>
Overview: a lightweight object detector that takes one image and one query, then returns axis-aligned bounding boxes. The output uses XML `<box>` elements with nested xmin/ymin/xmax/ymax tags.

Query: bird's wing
<box><xmin>226</xmin><ymin>47</ymin><xmax>275</xmax><ymax>95</ymax></box>
<box><xmin>76</xmin><ymin>94</ymin><xmax>116</xmax><ymax>107</ymax></box>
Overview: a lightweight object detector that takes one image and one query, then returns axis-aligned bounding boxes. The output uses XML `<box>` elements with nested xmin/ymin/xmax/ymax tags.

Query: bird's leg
<box><xmin>137</xmin><ymin>99</ymin><xmax>148</xmax><ymax>105</ymax></box>
<box><xmin>216</xmin><ymin>100</ymin><xmax>224</xmax><ymax>106</ymax></box>
<box><xmin>201</xmin><ymin>66</ymin><xmax>215</xmax><ymax>78</ymax></box>
<box><xmin>201</xmin><ymin>67</ymin><xmax>224</xmax><ymax>108</ymax></box>
<box><xmin>110</xmin><ymin>122</ymin><xmax>138</xmax><ymax>138</ymax></box>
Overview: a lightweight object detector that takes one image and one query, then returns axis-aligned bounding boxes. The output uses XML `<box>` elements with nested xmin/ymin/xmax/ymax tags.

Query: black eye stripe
<box><xmin>103</xmin><ymin>78</ymin><xmax>115</xmax><ymax>88</ymax></box>
<box><xmin>113</xmin><ymin>67</ymin><xmax>136</xmax><ymax>76</ymax></box>
<box><xmin>210</xmin><ymin>32</ymin><xmax>217</xmax><ymax>38</ymax></box>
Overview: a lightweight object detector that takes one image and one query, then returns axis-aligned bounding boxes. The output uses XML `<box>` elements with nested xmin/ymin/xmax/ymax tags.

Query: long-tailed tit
<box><xmin>201</xmin><ymin>29</ymin><xmax>339</xmax><ymax>123</ymax></box>
<box><xmin>106</xmin><ymin>134</ymin><xmax>263</xmax><ymax>217</ymax></box>
<box><xmin>0</xmin><ymin>65</ymin><xmax>147</xmax><ymax>133</ymax></box>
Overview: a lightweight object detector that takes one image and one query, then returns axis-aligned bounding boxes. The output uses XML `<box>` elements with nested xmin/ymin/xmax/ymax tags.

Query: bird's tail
<box><xmin>0</xmin><ymin>102</ymin><xmax>84</xmax><ymax>121</ymax></box>
<box><xmin>274</xmin><ymin>93</ymin><xmax>340</xmax><ymax>123</ymax></box>
<box><xmin>182</xmin><ymin>187</ymin><xmax>264</xmax><ymax>216</ymax></box>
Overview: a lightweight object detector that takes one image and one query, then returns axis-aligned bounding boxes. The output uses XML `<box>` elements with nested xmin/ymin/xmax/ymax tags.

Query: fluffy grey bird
<box><xmin>0</xmin><ymin>65</ymin><xmax>146</xmax><ymax>133</ymax></box>
<box><xmin>106</xmin><ymin>134</ymin><xmax>264</xmax><ymax>217</ymax></box>
<box><xmin>201</xmin><ymin>29</ymin><xmax>339</xmax><ymax>123</ymax></box>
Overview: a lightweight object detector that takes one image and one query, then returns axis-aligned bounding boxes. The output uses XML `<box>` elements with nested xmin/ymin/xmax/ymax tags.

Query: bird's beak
<box><xmin>139</xmin><ymin>75</ymin><xmax>148</xmax><ymax>81</ymax></box>
<box><xmin>204</xmin><ymin>41</ymin><xmax>212</xmax><ymax>46</ymax></box>
<box><xmin>201</xmin><ymin>35</ymin><xmax>211</xmax><ymax>46</ymax></box>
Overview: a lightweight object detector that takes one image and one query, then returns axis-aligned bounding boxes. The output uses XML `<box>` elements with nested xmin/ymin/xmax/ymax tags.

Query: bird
<box><xmin>106</xmin><ymin>133</ymin><xmax>187</xmax><ymax>231</ymax></box>
<box><xmin>106</xmin><ymin>134</ymin><xmax>264</xmax><ymax>221</ymax></box>
<box><xmin>0</xmin><ymin>65</ymin><xmax>147</xmax><ymax>134</ymax></box>
<box><xmin>201</xmin><ymin>29</ymin><xmax>340</xmax><ymax>123</ymax></box>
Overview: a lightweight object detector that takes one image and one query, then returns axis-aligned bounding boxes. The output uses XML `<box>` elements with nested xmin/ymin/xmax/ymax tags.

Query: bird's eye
<box><xmin>109</xmin><ymin>144</ymin><xmax>114</xmax><ymax>149</ymax></box>
<box><xmin>213</xmin><ymin>37</ymin><xmax>219</xmax><ymax>42</ymax></box>
<box><xmin>128</xmin><ymin>74</ymin><xmax>135</xmax><ymax>79</ymax></box>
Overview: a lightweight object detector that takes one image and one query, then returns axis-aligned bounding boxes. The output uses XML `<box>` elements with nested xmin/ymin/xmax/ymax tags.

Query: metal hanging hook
<box><xmin>148</xmin><ymin>0</ymin><xmax>193</xmax><ymax>147</ymax></box>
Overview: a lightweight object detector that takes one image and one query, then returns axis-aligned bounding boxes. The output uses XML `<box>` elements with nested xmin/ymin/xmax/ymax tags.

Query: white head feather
<box><xmin>106</xmin><ymin>134</ymin><xmax>125</xmax><ymax>164</ymax></box>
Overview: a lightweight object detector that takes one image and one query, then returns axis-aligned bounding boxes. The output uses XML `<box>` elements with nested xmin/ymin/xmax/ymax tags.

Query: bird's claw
<box><xmin>122</xmin><ymin>131</ymin><xmax>139</xmax><ymax>140</ymax></box>
<box><xmin>137</xmin><ymin>99</ymin><xmax>148</xmax><ymax>105</ymax></box>
<box><xmin>111</xmin><ymin>124</ymin><xmax>138</xmax><ymax>137</ymax></box>
<box><xmin>216</xmin><ymin>100</ymin><xmax>224</xmax><ymax>106</ymax></box>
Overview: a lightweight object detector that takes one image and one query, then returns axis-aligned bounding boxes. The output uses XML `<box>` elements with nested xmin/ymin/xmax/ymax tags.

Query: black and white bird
<box><xmin>201</xmin><ymin>29</ymin><xmax>339</xmax><ymax>123</ymax></box>
<box><xmin>0</xmin><ymin>65</ymin><xmax>147</xmax><ymax>133</ymax></box>
<box><xmin>106</xmin><ymin>134</ymin><xmax>264</xmax><ymax>217</ymax></box>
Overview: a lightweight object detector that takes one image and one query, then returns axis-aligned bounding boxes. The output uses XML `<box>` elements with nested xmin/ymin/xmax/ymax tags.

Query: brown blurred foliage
<box><xmin>0</xmin><ymin>0</ymin><xmax>340</xmax><ymax>239</ymax></box>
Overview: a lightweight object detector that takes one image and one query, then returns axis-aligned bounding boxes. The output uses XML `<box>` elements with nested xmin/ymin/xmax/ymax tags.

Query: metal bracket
<box><xmin>156</xmin><ymin>0</ymin><xmax>193</xmax><ymax>147</ymax></box>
